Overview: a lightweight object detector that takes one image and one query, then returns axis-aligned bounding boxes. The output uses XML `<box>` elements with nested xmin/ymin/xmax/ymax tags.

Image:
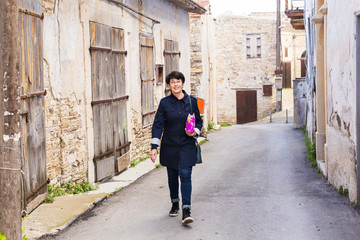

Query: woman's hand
<box><xmin>185</xmin><ymin>128</ymin><xmax>196</xmax><ymax>137</ymax></box>
<box><xmin>151</xmin><ymin>149</ymin><xmax>157</xmax><ymax>163</ymax></box>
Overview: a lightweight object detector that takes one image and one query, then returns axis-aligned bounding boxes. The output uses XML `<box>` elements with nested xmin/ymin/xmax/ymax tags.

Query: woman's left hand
<box><xmin>185</xmin><ymin>128</ymin><xmax>196</xmax><ymax>137</ymax></box>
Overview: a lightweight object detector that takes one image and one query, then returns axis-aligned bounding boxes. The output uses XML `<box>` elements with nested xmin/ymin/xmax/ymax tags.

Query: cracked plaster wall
<box><xmin>325</xmin><ymin>0</ymin><xmax>360</xmax><ymax>201</ymax></box>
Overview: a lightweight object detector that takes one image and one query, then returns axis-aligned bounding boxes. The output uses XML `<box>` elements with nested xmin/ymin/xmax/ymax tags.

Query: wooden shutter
<box><xmin>19</xmin><ymin>0</ymin><xmax>48</xmax><ymax>212</ymax></box>
<box><xmin>263</xmin><ymin>85</ymin><xmax>273</xmax><ymax>96</ymax></box>
<box><xmin>164</xmin><ymin>39</ymin><xmax>180</xmax><ymax>95</ymax></box>
<box><xmin>256</xmin><ymin>36</ymin><xmax>261</xmax><ymax>58</ymax></box>
<box><xmin>140</xmin><ymin>35</ymin><xmax>155</xmax><ymax>126</ymax></box>
<box><xmin>246</xmin><ymin>34</ymin><xmax>261</xmax><ymax>58</ymax></box>
<box><xmin>90</xmin><ymin>22</ymin><xmax>130</xmax><ymax>181</ymax></box>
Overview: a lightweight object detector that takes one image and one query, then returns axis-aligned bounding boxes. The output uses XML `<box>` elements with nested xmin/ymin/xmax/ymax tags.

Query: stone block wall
<box><xmin>44</xmin><ymin>94</ymin><xmax>88</xmax><ymax>185</ymax></box>
<box><xmin>42</xmin><ymin>0</ymin><xmax>88</xmax><ymax>185</ymax></box>
<box><xmin>190</xmin><ymin>15</ymin><xmax>202</xmax><ymax>97</ymax></box>
<box><xmin>215</xmin><ymin>14</ymin><xmax>277</xmax><ymax>124</ymax></box>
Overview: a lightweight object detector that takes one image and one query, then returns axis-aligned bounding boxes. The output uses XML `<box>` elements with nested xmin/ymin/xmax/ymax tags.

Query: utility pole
<box><xmin>275</xmin><ymin>0</ymin><xmax>283</xmax><ymax>112</ymax></box>
<box><xmin>0</xmin><ymin>0</ymin><xmax>22</xmax><ymax>239</ymax></box>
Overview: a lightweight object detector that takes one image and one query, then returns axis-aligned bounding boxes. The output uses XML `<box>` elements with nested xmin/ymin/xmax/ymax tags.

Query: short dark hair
<box><xmin>166</xmin><ymin>71</ymin><xmax>185</xmax><ymax>84</ymax></box>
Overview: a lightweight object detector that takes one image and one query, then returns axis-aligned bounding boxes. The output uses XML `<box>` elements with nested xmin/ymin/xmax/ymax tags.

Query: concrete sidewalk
<box><xmin>22</xmin><ymin>137</ymin><xmax>206</xmax><ymax>239</ymax></box>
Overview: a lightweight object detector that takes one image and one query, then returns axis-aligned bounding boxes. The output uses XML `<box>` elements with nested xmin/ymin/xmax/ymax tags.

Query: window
<box><xmin>263</xmin><ymin>85</ymin><xmax>273</xmax><ymax>96</ymax></box>
<box><xmin>155</xmin><ymin>64</ymin><xmax>164</xmax><ymax>85</ymax></box>
<box><xmin>246</xmin><ymin>34</ymin><xmax>261</xmax><ymax>58</ymax></box>
<box><xmin>140</xmin><ymin>34</ymin><xmax>155</xmax><ymax>126</ymax></box>
<box><xmin>164</xmin><ymin>39</ymin><xmax>180</xmax><ymax>95</ymax></box>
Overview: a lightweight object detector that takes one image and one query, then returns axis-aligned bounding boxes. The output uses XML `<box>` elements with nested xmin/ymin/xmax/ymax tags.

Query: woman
<box><xmin>150</xmin><ymin>71</ymin><xmax>203</xmax><ymax>224</ymax></box>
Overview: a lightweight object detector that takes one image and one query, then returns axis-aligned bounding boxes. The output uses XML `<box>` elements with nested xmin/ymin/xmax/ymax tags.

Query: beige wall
<box><xmin>281</xmin><ymin>17</ymin><xmax>306</xmax><ymax>85</ymax></box>
<box><xmin>42</xmin><ymin>0</ymin><xmax>193</xmax><ymax>184</ymax></box>
<box><xmin>215</xmin><ymin>14</ymin><xmax>277</xmax><ymax>124</ymax></box>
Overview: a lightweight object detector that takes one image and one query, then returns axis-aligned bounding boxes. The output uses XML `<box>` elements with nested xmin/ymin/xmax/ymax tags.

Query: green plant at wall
<box><xmin>338</xmin><ymin>185</ymin><xmax>349</xmax><ymax>197</ymax></box>
<box><xmin>199</xmin><ymin>138</ymin><xmax>208</xmax><ymax>145</ymax></box>
<box><xmin>131</xmin><ymin>147</ymin><xmax>160</xmax><ymax>168</ymax></box>
<box><xmin>302</xmin><ymin>126</ymin><xmax>316</xmax><ymax>167</ymax></box>
<box><xmin>0</xmin><ymin>233</ymin><xmax>6</xmax><ymax>240</ymax></box>
<box><xmin>43</xmin><ymin>179</ymin><xmax>98</xmax><ymax>204</ymax></box>
<box><xmin>207</xmin><ymin>122</ymin><xmax>215</xmax><ymax>133</ymax></box>
<box><xmin>22</xmin><ymin>227</ymin><xmax>29</xmax><ymax>240</ymax></box>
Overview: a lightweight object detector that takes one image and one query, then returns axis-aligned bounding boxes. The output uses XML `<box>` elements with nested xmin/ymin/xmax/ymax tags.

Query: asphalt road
<box><xmin>44</xmin><ymin>119</ymin><xmax>360</xmax><ymax>240</ymax></box>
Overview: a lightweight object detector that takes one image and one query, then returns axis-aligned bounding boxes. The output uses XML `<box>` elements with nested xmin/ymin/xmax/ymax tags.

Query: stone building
<box><xmin>214</xmin><ymin>13</ymin><xmax>277</xmax><ymax>124</ymax></box>
<box><xmin>304</xmin><ymin>0</ymin><xmax>360</xmax><ymax>202</ymax></box>
<box><xmin>20</xmin><ymin>0</ymin><xmax>205</xmax><ymax>199</ymax></box>
<box><xmin>190</xmin><ymin>4</ymin><xmax>283</xmax><ymax>126</ymax></box>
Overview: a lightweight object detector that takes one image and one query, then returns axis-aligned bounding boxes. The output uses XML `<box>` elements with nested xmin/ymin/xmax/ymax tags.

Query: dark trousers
<box><xmin>166</xmin><ymin>164</ymin><xmax>193</xmax><ymax>209</ymax></box>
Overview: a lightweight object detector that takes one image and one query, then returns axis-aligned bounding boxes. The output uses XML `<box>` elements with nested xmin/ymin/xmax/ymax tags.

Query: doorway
<box><xmin>236</xmin><ymin>90</ymin><xmax>257</xmax><ymax>124</ymax></box>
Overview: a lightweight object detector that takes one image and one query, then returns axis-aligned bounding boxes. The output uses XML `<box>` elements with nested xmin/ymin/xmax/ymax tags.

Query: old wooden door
<box><xmin>236</xmin><ymin>91</ymin><xmax>257</xmax><ymax>124</ymax></box>
<box><xmin>282</xmin><ymin>61</ymin><xmax>292</xmax><ymax>88</ymax></box>
<box><xmin>19</xmin><ymin>0</ymin><xmax>48</xmax><ymax>212</ymax></box>
<box><xmin>90</xmin><ymin>22</ymin><xmax>130</xmax><ymax>182</ymax></box>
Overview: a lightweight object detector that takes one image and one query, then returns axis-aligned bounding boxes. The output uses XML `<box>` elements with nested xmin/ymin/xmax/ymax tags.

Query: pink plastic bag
<box><xmin>186</xmin><ymin>113</ymin><xmax>195</xmax><ymax>133</ymax></box>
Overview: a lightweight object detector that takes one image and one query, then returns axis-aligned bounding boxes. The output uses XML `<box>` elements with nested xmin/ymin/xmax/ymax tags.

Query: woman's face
<box><xmin>169</xmin><ymin>78</ymin><xmax>184</xmax><ymax>95</ymax></box>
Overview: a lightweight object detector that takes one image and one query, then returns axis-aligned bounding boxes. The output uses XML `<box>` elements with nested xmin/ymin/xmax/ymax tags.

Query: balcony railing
<box><xmin>285</xmin><ymin>0</ymin><xmax>304</xmax><ymax>11</ymax></box>
<box><xmin>285</xmin><ymin>0</ymin><xmax>304</xmax><ymax>30</ymax></box>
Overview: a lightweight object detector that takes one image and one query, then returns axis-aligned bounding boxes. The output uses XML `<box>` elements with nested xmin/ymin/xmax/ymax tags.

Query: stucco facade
<box><xmin>41</xmin><ymin>0</ymin><xmax>204</xmax><ymax>184</ymax></box>
<box><xmin>304</xmin><ymin>0</ymin><xmax>360</xmax><ymax>202</ymax></box>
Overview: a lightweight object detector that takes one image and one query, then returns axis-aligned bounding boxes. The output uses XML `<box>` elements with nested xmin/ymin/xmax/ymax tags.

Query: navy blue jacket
<box><xmin>151</xmin><ymin>91</ymin><xmax>203</xmax><ymax>169</ymax></box>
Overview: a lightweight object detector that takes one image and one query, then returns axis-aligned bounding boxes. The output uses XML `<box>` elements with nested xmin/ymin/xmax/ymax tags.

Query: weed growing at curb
<box><xmin>301</xmin><ymin>126</ymin><xmax>317</xmax><ymax>167</ymax></box>
<box><xmin>43</xmin><ymin>180</ymin><xmax>98</xmax><ymax>204</ymax></box>
<box><xmin>22</xmin><ymin>227</ymin><xmax>29</xmax><ymax>240</ymax></box>
<box><xmin>338</xmin><ymin>185</ymin><xmax>349</xmax><ymax>197</ymax></box>
<box><xmin>130</xmin><ymin>155</ymin><xmax>149</xmax><ymax>168</ymax></box>
<box><xmin>0</xmin><ymin>233</ymin><xmax>6</xmax><ymax>240</ymax></box>
<box><xmin>155</xmin><ymin>163</ymin><xmax>162</xmax><ymax>168</ymax></box>
<box><xmin>220</xmin><ymin>123</ymin><xmax>231</xmax><ymax>127</ymax></box>
<box><xmin>206</xmin><ymin>122</ymin><xmax>215</xmax><ymax>133</ymax></box>
<box><xmin>199</xmin><ymin>138</ymin><xmax>208</xmax><ymax>145</ymax></box>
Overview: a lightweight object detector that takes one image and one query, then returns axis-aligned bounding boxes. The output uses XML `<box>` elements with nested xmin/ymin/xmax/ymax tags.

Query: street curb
<box><xmin>35</xmin><ymin>161</ymin><xmax>158</xmax><ymax>239</ymax></box>
<box><xmin>37</xmin><ymin>195</ymin><xmax>108</xmax><ymax>239</ymax></box>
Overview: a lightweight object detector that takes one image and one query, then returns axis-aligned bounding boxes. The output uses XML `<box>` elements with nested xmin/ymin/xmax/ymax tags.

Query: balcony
<box><xmin>285</xmin><ymin>0</ymin><xmax>304</xmax><ymax>30</ymax></box>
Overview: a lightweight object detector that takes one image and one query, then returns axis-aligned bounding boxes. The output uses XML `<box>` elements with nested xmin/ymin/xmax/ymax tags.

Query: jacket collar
<box><xmin>170</xmin><ymin>90</ymin><xmax>189</xmax><ymax>104</ymax></box>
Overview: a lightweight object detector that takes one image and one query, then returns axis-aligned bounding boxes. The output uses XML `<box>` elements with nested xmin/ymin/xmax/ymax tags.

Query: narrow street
<box><xmin>43</xmin><ymin>117</ymin><xmax>360</xmax><ymax>240</ymax></box>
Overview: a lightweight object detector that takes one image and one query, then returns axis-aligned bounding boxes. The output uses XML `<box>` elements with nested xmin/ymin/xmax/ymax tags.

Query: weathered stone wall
<box><xmin>42</xmin><ymin>0</ymin><xmax>88</xmax><ymax>185</ymax></box>
<box><xmin>215</xmin><ymin>14</ymin><xmax>277</xmax><ymax>124</ymax></box>
<box><xmin>190</xmin><ymin>15</ymin><xmax>202</xmax><ymax>97</ymax></box>
<box><xmin>41</xmin><ymin>0</ymin><xmax>194</xmax><ymax>185</ymax></box>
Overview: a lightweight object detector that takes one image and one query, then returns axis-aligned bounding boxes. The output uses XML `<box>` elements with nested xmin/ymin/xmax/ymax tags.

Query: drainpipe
<box><xmin>275</xmin><ymin>0</ymin><xmax>282</xmax><ymax>111</ymax></box>
<box><xmin>356</xmin><ymin>11</ymin><xmax>360</xmax><ymax>203</ymax></box>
